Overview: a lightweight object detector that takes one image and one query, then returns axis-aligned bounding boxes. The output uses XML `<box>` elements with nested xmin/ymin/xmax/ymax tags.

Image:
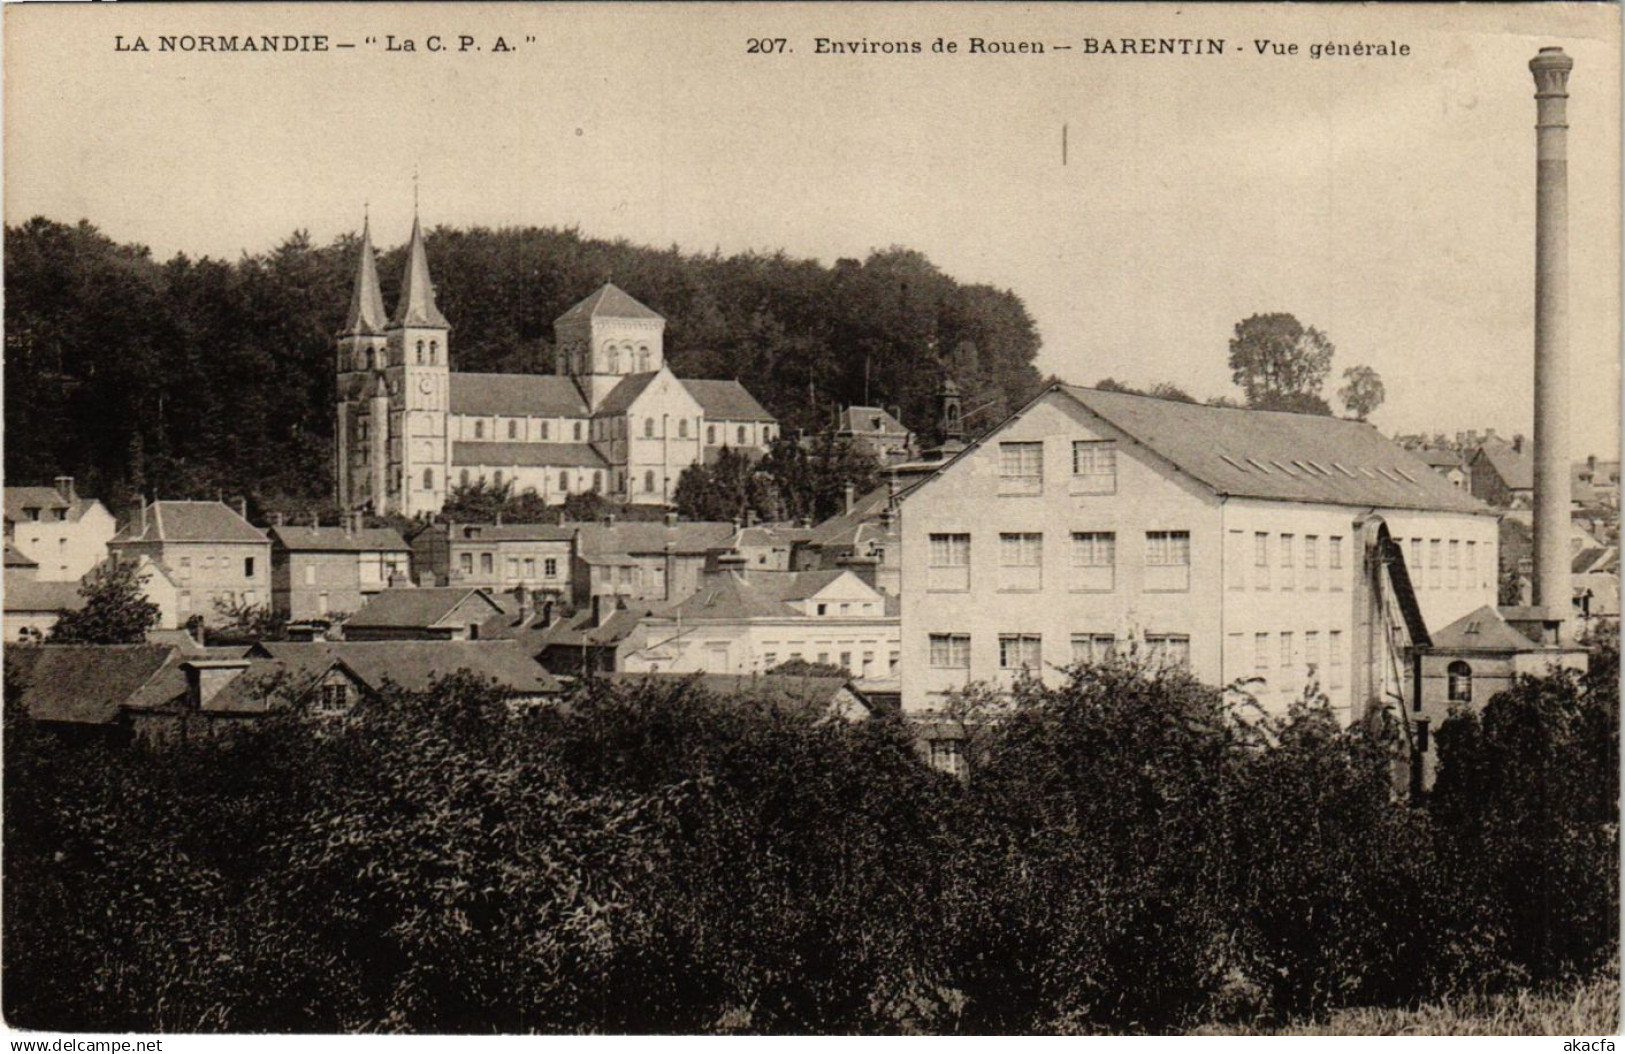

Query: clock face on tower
<box><xmin>418</xmin><ymin>376</ymin><xmax>433</xmax><ymax>394</ymax></box>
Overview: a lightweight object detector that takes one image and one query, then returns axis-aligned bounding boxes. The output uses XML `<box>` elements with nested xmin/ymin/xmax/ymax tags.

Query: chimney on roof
<box><xmin>53</xmin><ymin>476</ymin><xmax>75</xmax><ymax>504</ymax></box>
<box><xmin>1588</xmin><ymin>454</ymin><xmax>1598</xmax><ymax>473</ymax></box>
<box><xmin>273</xmin><ymin>512</ymin><xmax>286</xmax><ymax>527</ymax></box>
<box><xmin>844</xmin><ymin>482</ymin><xmax>856</xmax><ymax>515</ymax></box>
<box><xmin>592</xmin><ymin>593</ymin><xmax>609</xmax><ymax>628</ymax></box>
<box><xmin>495</xmin><ymin>509</ymin><xmax>504</xmax><ymax>527</ymax></box>
<box><xmin>746</xmin><ymin>508</ymin><xmax>758</xmax><ymax>528</ymax></box>
<box><xmin>515</xmin><ymin>583</ymin><xmax>533</xmax><ymax>625</ymax></box>
<box><xmin>603</xmin><ymin>513</ymin><xmax>615</xmax><ymax>527</ymax></box>
<box><xmin>236</xmin><ymin>497</ymin><xmax>249</xmax><ymax>521</ymax></box>
<box><xmin>664</xmin><ymin>510</ymin><xmax>678</xmax><ymax>527</ymax></box>
<box><xmin>539</xmin><ymin>598</ymin><xmax>555</xmax><ymax>629</ymax></box>
<box><xmin>1513</xmin><ymin>434</ymin><xmax>1526</xmax><ymax>454</ymax></box>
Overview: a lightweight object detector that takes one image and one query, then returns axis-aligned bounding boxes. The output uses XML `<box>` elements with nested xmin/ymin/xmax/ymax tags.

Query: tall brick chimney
<box><xmin>1530</xmin><ymin>46</ymin><xmax>1575</xmax><ymax>637</ymax></box>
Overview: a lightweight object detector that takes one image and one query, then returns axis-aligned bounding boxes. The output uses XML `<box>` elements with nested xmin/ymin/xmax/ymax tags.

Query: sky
<box><xmin>6</xmin><ymin>2</ymin><xmax>1620</xmax><ymax>455</ymax></box>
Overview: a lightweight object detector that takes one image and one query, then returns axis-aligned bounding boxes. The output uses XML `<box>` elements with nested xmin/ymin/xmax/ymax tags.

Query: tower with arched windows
<box><xmin>336</xmin><ymin>220</ymin><xmax>776</xmax><ymax>515</ymax></box>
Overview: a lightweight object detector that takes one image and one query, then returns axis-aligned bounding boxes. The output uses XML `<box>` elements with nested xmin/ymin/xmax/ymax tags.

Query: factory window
<box><xmin>508</xmin><ymin>420</ymin><xmax>518</xmax><ymax>439</ymax></box>
<box><xmin>508</xmin><ymin>558</ymin><xmax>520</xmax><ymax>580</ymax></box>
<box><xmin>1448</xmin><ymin>660</ymin><xmax>1473</xmax><ymax>703</ymax></box>
<box><xmin>1227</xmin><ymin>530</ymin><xmax>1246</xmax><ymax>590</ymax></box>
<box><xmin>460</xmin><ymin>469</ymin><xmax>470</xmax><ymax>487</ymax></box>
<box><xmin>1145</xmin><ymin>531</ymin><xmax>1191</xmax><ymax>592</ymax></box>
<box><xmin>423</xmin><ymin>468</ymin><xmax>434</xmax><ymax>490</ymax></box>
<box><xmin>679</xmin><ymin>419</ymin><xmax>689</xmax><ymax>439</ymax></box>
<box><xmin>999</xmin><ymin>634</ymin><xmax>1042</xmax><ymax>673</ymax></box>
<box><xmin>1071</xmin><ymin>634</ymin><xmax>1116</xmax><ymax>664</ymax></box>
<box><xmin>645</xmin><ymin>470</ymin><xmax>657</xmax><ymax>493</ymax></box>
<box><xmin>928</xmin><ymin>532</ymin><xmax>971</xmax><ymax>592</ymax></box>
<box><xmin>559</xmin><ymin>471</ymin><xmax>570</xmax><ymax>491</ymax></box>
<box><xmin>738</xmin><ymin>425</ymin><xmax>748</xmax><ymax>445</ymax></box>
<box><xmin>1254</xmin><ymin>632</ymin><xmax>1271</xmax><ymax>672</ymax></box>
<box><xmin>1279</xmin><ymin>533</ymin><xmax>1295</xmax><ymax>590</ymax></box>
<box><xmin>481</xmin><ymin>553</ymin><xmax>494</xmax><ymax>575</ymax></box>
<box><xmin>1329</xmin><ymin>535</ymin><xmax>1344</xmax><ymax>579</ymax></box>
<box><xmin>998</xmin><ymin>442</ymin><xmax>1043</xmax><ymax>495</ymax></box>
<box><xmin>304</xmin><ymin>566</ymin><xmax>316</xmax><ymax>587</ymax></box>
<box><xmin>493</xmin><ymin>470</ymin><xmax>504</xmax><ymax>487</ymax></box>
<box><xmin>1429</xmin><ymin>539</ymin><xmax>1443</xmax><ymax>589</ymax></box>
<box><xmin>1467</xmin><ymin>540</ymin><xmax>1478</xmax><ymax>580</ymax></box>
<box><xmin>708</xmin><ymin>425</ymin><xmax>717</xmax><ymax>445</ymax></box>
<box><xmin>1305</xmin><ymin>631</ymin><xmax>1320</xmax><ymax>682</ymax></box>
<box><xmin>1280</xmin><ymin>631</ymin><xmax>1295</xmax><ymax>674</ymax></box>
<box><xmin>1145</xmin><ymin>633</ymin><xmax>1191</xmax><ymax>669</ymax></box>
<box><xmin>1070</xmin><ymin>532</ymin><xmax>1116</xmax><ymax>592</ymax></box>
<box><xmin>1328</xmin><ymin>630</ymin><xmax>1344</xmax><ymax>688</ymax></box>
<box><xmin>593</xmin><ymin>470</ymin><xmax>603</xmax><ymax>492</ymax></box>
<box><xmin>1254</xmin><ymin>532</ymin><xmax>1271</xmax><ymax>589</ymax></box>
<box><xmin>460</xmin><ymin>553</ymin><xmax>473</xmax><ymax>576</ymax></box>
<box><xmin>645</xmin><ymin>418</ymin><xmax>656</xmax><ymax>438</ymax></box>
<box><xmin>999</xmin><ymin>532</ymin><xmax>1043</xmax><ymax>592</ymax></box>
<box><xmin>574</xmin><ymin>421</ymin><xmax>583</xmax><ymax>442</ymax></box>
<box><xmin>1071</xmin><ymin>440</ymin><xmax>1117</xmax><ymax>494</ymax></box>
<box><xmin>929</xmin><ymin>633</ymin><xmax>971</xmax><ymax>669</ymax></box>
<box><xmin>540</xmin><ymin>421</ymin><xmax>550</xmax><ymax>440</ymax></box>
<box><xmin>1448</xmin><ymin>540</ymin><xmax>1461</xmax><ymax>588</ymax></box>
<box><xmin>244</xmin><ymin>557</ymin><xmax>255</xmax><ymax>578</ymax></box>
<box><xmin>1304</xmin><ymin>535</ymin><xmax>1320</xmax><ymax>591</ymax></box>
<box><xmin>474</xmin><ymin>421</ymin><xmax>485</xmax><ymax>439</ymax></box>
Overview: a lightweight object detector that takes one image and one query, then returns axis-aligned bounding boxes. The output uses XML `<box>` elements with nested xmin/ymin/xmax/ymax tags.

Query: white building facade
<box><xmin>900</xmin><ymin>387</ymin><xmax>1499</xmax><ymax>720</ymax></box>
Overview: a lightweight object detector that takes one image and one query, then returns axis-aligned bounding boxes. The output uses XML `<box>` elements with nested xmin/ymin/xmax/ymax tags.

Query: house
<box><xmin>269</xmin><ymin>519</ymin><xmax>411</xmax><ymax>622</ymax></box>
<box><xmin>1468</xmin><ymin>438</ymin><xmax>1534</xmax><ymax>508</ymax></box>
<box><xmin>6</xmin><ymin>643</ymin><xmax>182</xmax><ymax>743</ymax></box>
<box><xmin>1575</xmin><ymin>455</ymin><xmax>1620</xmax><ymax>508</ymax></box>
<box><xmin>571</xmin><ymin>517</ymin><xmax>737</xmax><ymax>605</ymax></box>
<box><xmin>1413</xmin><ymin>605</ymin><xmax>1589</xmax><ymax>787</ymax></box>
<box><xmin>608</xmin><ymin>671</ymin><xmax>879</xmax><ymax>722</ymax></box>
<box><xmin>623</xmin><ymin>563</ymin><xmax>901</xmax><ymax>682</ymax></box>
<box><xmin>1414</xmin><ymin>448</ymin><xmax>1469</xmax><ymax>490</ymax></box>
<box><xmin>411</xmin><ymin>521</ymin><xmax>574</xmax><ymax>594</ymax></box>
<box><xmin>835</xmin><ymin>405</ymin><xmax>914</xmax><ymax>464</ymax></box>
<box><xmin>108</xmin><ymin>500</ymin><xmax>272</xmax><ymax>628</ymax></box>
<box><xmin>485</xmin><ymin>593</ymin><xmax>656</xmax><ymax>677</ymax></box>
<box><xmin>3</xmin><ymin>477</ymin><xmax>117</xmax><ymax>581</ymax></box>
<box><xmin>799</xmin><ymin>480</ymin><xmax>907</xmax><ymax>595</ymax></box>
<box><xmin>124</xmin><ymin>639</ymin><xmax>559</xmax><ymax>746</ymax></box>
<box><xmin>898</xmin><ymin>385</ymin><xmax>1501</xmax><ymax>727</ymax></box>
<box><xmin>731</xmin><ymin>523</ymin><xmax>813</xmax><ymax>572</ymax></box>
<box><xmin>333</xmin><ymin>214</ymin><xmax>779</xmax><ymax>515</ymax></box>
<box><xmin>3</xmin><ymin>546</ymin><xmax>84</xmax><ymax>641</ymax></box>
<box><xmin>342</xmin><ymin>586</ymin><xmax>506</xmax><ymax>641</ymax></box>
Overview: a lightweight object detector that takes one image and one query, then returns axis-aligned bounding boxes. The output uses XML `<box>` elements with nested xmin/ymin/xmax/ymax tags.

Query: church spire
<box><xmin>389</xmin><ymin>211</ymin><xmax>450</xmax><ymax>329</ymax></box>
<box><xmin>342</xmin><ymin>214</ymin><xmax>389</xmax><ymax>336</ymax></box>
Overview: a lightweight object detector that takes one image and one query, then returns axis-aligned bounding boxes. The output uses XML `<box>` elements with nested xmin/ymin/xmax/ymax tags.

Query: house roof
<box><xmin>7</xmin><ymin>644</ymin><xmax>177</xmax><ymax>724</ymax></box>
<box><xmin>682</xmin><ymin>379</ymin><xmax>775</xmax><ymax>423</ymax></box>
<box><xmin>251</xmin><ymin>640</ymin><xmax>560</xmax><ymax>695</ymax></box>
<box><xmin>657</xmin><ymin>569</ymin><xmax>873</xmax><ymax>622</ymax></box>
<box><xmin>5</xmin><ymin>544</ymin><xmax>38</xmax><ymax>569</ymax></box>
<box><xmin>1430</xmin><ymin>605</ymin><xmax>1550</xmax><ymax>654</ymax></box>
<box><xmin>499</xmin><ymin>603</ymin><xmax>654</xmax><ymax>651</ymax></box>
<box><xmin>4</xmin><ymin>487</ymin><xmax>70</xmax><ymax>522</ymax></box>
<box><xmin>269</xmin><ymin>525</ymin><xmax>409</xmax><ymax>553</ymax></box>
<box><xmin>3</xmin><ymin>574</ymin><xmax>86</xmax><ymax>614</ymax></box>
<box><xmin>344</xmin><ymin>587</ymin><xmax>502</xmax><ymax>630</ymax></box>
<box><xmin>111</xmin><ymin>501</ymin><xmax>269</xmax><ymax>545</ymax></box>
<box><xmin>808</xmin><ymin>483</ymin><xmax>897</xmax><ymax>548</ymax></box>
<box><xmin>555</xmin><ymin>282</ymin><xmax>665</xmax><ymax>325</ymax></box>
<box><xmin>449</xmin><ymin>373</ymin><xmax>590</xmax><ymax>418</ymax></box>
<box><xmin>1415</xmin><ymin>448</ymin><xmax>1464</xmax><ymax>469</ymax></box>
<box><xmin>451</xmin><ymin>441</ymin><xmax>609</xmax><ymax>470</ymax></box>
<box><xmin>608</xmin><ymin>672</ymin><xmax>865</xmax><ymax>719</ymax></box>
<box><xmin>574</xmin><ymin>520</ymin><xmax>736</xmax><ymax>557</ymax></box>
<box><xmin>427</xmin><ymin>522</ymin><xmax>577</xmax><ymax>544</ymax></box>
<box><xmin>1473</xmin><ymin>441</ymin><xmax>1534</xmax><ymax>491</ymax></box>
<box><xmin>733</xmin><ymin>524</ymin><xmax>814</xmax><ymax>549</ymax></box>
<box><xmin>989</xmin><ymin>386</ymin><xmax>1491</xmax><ymax>515</ymax></box>
<box><xmin>838</xmin><ymin>406</ymin><xmax>910</xmax><ymax>437</ymax></box>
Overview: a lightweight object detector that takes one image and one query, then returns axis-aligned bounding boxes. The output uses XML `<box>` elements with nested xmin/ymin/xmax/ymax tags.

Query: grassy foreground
<box><xmin>1194</xmin><ymin>972</ymin><xmax>1620</xmax><ymax>1036</ymax></box>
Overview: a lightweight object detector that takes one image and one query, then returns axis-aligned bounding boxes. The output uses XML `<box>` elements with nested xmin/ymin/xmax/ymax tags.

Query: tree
<box><xmin>759</xmin><ymin>433</ymin><xmax>880</xmax><ymax>524</ymax></box>
<box><xmin>46</xmin><ymin>558</ymin><xmax>160</xmax><ymax>644</ymax></box>
<box><xmin>673</xmin><ymin>446</ymin><xmax>771</xmax><ymax>523</ymax></box>
<box><xmin>1227</xmin><ymin>313</ymin><xmax>1335</xmax><ymax>409</ymax></box>
<box><xmin>1339</xmin><ymin>365</ymin><xmax>1386</xmax><ymax>421</ymax></box>
<box><xmin>1094</xmin><ymin>378</ymin><xmax>1196</xmax><ymax>403</ymax></box>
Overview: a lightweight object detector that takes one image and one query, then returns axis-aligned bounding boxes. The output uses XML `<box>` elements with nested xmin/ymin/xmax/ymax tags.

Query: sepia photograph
<box><xmin>1</xmin><ymin>0</ymin><xmax>1620</xmax><ymax>1038</ymax></box>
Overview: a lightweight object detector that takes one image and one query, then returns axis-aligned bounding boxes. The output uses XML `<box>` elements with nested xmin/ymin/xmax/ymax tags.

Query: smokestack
<box><xmin>844</xmin><ymin>482</ymin><xmax>856</xmax><ymax>515</ymax></box>
<box><xmin>53</xmin><ymin>476</ymin><xmax>75</xmax><ymax>504</ymax></box>
<box><xmin>1530</xmin><ymin>46</ymin><xmax>1575</xmax><ymax>636</ymax></box>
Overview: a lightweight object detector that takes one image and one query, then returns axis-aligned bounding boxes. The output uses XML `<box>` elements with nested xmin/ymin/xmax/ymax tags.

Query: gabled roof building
<box><xmin>334</xmin><ymin>214</ymin><xmax>779</xmax><ymax>516</ymax></box>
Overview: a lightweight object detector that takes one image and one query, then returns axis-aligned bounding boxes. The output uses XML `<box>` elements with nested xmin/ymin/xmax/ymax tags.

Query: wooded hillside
<box><xmin>5</xmin><ymin>217</ymin><xmax>1045</xmax><ymax>518</ymax></box>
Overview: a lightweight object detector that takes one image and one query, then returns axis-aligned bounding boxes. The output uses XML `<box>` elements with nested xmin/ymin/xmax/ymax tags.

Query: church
<box><xmin>334</xmin><ymin>216</ymin><xmax>779</xmax><ymax>516</ymax></box>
